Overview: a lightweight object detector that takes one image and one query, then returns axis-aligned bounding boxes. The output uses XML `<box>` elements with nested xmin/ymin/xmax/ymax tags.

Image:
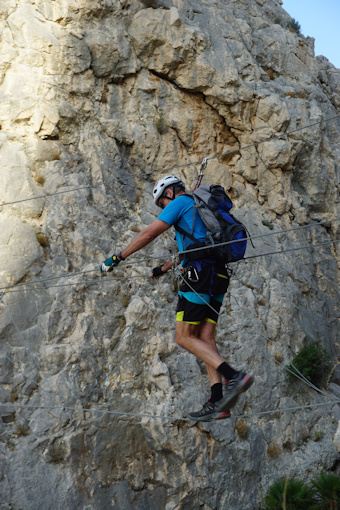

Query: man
<box><xmin>101</xmin><ymin>175</ymin><xmax>253</xmax><ymax>421</ymax></box>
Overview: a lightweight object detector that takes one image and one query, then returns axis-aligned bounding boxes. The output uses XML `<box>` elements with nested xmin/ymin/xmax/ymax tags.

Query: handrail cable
<box><xmin>257</xmin><ymin>333</ymin><xmax>332</xmax><ymax>399</ymax></box>
<box><xmin>141</xmin><ymin>115</ymin><xmax>340</xmax><ymax>176</ymax></box>
<box><xmin>0</xmin><ymin>116</ymin><xmax>339</xmax><ymax>427</ymax></box>
<box><xmin>0</xmin><ymin>398</ymin><xmax>338</xmax><ymax>423</ymax></box>
<box><xmin>0</xmin><ymin>115</ymin><xmax>338</xmax><ymax>208</ymax></box>
<box><xmin>0</xmin><ymin>217</ymin><xmax>339</xmax><ymax>293</ymax></box>
<box><xmin>0</xmin><ymin>240</ymin><xmax>338</xmax><ymax>295</ymax></box>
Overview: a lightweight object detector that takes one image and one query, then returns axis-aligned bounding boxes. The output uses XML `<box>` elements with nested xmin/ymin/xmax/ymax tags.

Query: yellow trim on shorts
<box><xmin>176</xmin><ymin>311</ymin><xmax>217</xmax><ymax>325</ymax></box>
<box><xmin>205</xmin><ymin>317</ymin><xmax>217</xmax><ymax>324</ymax></box>
<box><xmin>176</xmin><ymin>311</ymin><xmax>200</xmax><ymax>325</ymax></box>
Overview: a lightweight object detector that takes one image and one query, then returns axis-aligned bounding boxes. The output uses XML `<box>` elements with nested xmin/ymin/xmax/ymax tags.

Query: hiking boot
<box><xmin>215</xmin><ymin>410</ymin><xmax>232</xmax><ymax>421</ymax></box>
<box><xmin>188</xmin><ymin>399</ymin><xmax>231</xmax><ymax>421</ymax></box>
<box><xmin>218</xmin><ymin>372</ymin><xmax>254</xmax><ymax>412</ymax></box>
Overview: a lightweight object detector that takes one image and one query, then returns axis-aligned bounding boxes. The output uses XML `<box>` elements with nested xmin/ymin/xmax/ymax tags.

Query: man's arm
<box><xmin>160</xmin><ymin>259</ymin><xmax>175</xmax><ymax>272</ymax></box>
<box><xmin>119</xmin><ymin>219</ymin><xmax>170</xmax><ymax>259</ymax></box>
<box><xmin>150</xmin><ymin>256</ymin><xmax>181</xmax><ymax>278</ymax></box>
<box><xmin>101</xmin><ymin>219</ymin><xmax>171</xmax><ymax>273</ymax></box>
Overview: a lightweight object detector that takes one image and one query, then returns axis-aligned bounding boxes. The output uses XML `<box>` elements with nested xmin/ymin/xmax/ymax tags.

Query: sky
<box><xmin>282</xmin><ymin>0</ymin><xmax>340</xmax><ymax>68</ymax></box>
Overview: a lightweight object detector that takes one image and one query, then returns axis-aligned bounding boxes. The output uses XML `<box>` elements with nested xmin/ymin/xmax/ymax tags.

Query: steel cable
<box><xmin>0</xmin><ymin>217</ymin><xmax>339</xmax><ymax>293</ymax></box>
<box><xmin>0</xmin><ymin>115</ymin><xmax>338</xmax><ymax>208</ymax></box>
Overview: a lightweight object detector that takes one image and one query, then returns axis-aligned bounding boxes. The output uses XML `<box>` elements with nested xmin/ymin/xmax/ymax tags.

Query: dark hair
<box><xmin>162</xmin><ymin>183</ymin><xmax>186</xmax><ymax>201</ymax></box>
<box><xmin>173</xmin><ymin>183</ymin><xmax>186</xmax><ymax>194</ymax></box>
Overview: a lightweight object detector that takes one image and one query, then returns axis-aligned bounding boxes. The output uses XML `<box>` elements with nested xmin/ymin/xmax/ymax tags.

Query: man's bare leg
<box><xmin>175</xmin><ymin>321</ymin><xmax>225</xmax><ymax>368</ymax></box>
<box><xmin>176</xmin><ymin>321</ymin><xmax>233</xmax><ymax>420</ymax></box>
<box><xmin>197</xmin><ymin>321</ymin><xmax>222</xmax><ymax>386</ymax></box>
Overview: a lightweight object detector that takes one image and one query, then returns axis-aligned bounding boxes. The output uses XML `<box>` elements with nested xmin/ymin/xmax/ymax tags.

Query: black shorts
<box><xmin>175</xmin><ymin>263</ymin><xmax>230</xmax><ymax>325</ymax></box>
<box><xmin>176</xmin><ymin>296</ymin><xmax>223</xmax><ymax>324</ymax></box>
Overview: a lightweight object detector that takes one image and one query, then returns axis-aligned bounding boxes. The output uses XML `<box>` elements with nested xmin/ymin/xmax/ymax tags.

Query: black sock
<box><xmin>217</xmin><ymin>362</ymin><xmax>238</xmax><ymax>381</ymax></box>
<box><xmin>210</xmin><ymin>383</ymin><xmax>223</xmax><ymax>403</ymax></box>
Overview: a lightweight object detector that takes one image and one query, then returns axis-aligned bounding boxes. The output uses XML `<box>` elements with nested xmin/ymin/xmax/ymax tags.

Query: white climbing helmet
<box><xmin>153</xmin><ymin>175</ymin><xmax>185</xmax><ymax>206</ymax></box>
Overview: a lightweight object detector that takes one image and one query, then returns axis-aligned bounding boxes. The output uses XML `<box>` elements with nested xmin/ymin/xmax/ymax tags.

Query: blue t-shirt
<box><xmin>157</xmin><ymin>195</ymin><xmax>207</xmax><ymax>264</ymax></box>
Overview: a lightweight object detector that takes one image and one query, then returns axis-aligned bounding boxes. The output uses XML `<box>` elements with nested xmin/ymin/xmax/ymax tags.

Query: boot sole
<box><xmin>188</xmin><ymin>411</ymin><xmax>231</xmax><ymax>422</ymax></box>
<box><xmin>215</xmin><ymin>411</ymin><xmax>231</xmax><ymax>420</ymax></box>
<box><xmin>188</xmin><ymin>414</ymin><xmax>215</xmax><ymax>422</ymax></box>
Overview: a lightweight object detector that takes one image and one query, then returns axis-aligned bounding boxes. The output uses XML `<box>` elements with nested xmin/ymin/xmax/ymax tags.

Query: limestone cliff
<box><xmin>0</xmin><ymin>0</ymin><xmax>339</xmax><ymax>509</ymax></box>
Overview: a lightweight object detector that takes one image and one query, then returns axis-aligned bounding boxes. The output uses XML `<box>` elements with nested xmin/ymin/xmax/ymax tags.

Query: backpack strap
<box><xmin>174</xmin><ymin>224</ymin><xmax>214</xmax><ymax>261</ymax></box>
<box><xmin>174</xmin><ymin>224</ymin><xmax>200</xmax><ymax>245</ymax></box>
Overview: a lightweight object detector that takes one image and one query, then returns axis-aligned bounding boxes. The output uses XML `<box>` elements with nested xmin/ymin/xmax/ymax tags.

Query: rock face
<box><xmin>0</xmin><ymin>0</ymin><xmax>339</xmax><ymax>509</ymax></box>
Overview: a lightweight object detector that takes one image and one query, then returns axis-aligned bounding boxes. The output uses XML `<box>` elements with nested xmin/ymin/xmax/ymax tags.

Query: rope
<box><xmin>3</xmin><ymin>274</ymin><xmax>338</xmax><ymax>422</ymax></box>
<box><xmin>2</xmin><ymin>269</ymin><xmax>337</xmax><ymax>422</ymax></box>
<box><xmin>1</xmin><ymin>398</ymin><xmax>339</xmax><ymax>423</ymax></box>
<box><xmin>0</xmin><ymin>183</ymin><xmax>104</xmax><ymax>208</ymax></box>
<box><xmin>257</xmin><ymin>333</ymin><xmax>332</xmax><ymax>399</ymax></box>
<box><xmin>0</xmin><ymin>217</ymin><xmax>339</xmax><ymax>293</ymax></box>
<box><xmin>175</xmin><ymin>268</ymin><xmax>335</xmax><ymax>400</ymax></box>
<box><xmin>1</xmin><ymin>239</ymin><xmax>338</xmax><ymax>295</ymax></box>
<box><xmin>177</xmin><ymin>220</ymin><xmax>340</xmax><ymax>259</ymax></box>
<box><xmin>243</xmin><ymin>239</ymin><xmax>339</xmax><ymax>262</ymax></box>
<box><xmin>141</xmin><ymin>115</ymin><xmax>340</xmax><ymax>177</ymax></box>
<box><xmin>0</xmin><ymin>268</ymin><xmax>100</xmax><ymax>292</ymax></box>
<box><xmin>0</xmin><ymin>115</ymin><xmax>338</xmax><ymax>208</ymax></box>
<box><xmin>0</xmin><ymin>115</ymin><xmax>338</xmax><ymax>429</ymax></box>
<box><xmin>1</xmin><ymin>273</ymin><xmax>151</xmax><ymax>294</ymax></box>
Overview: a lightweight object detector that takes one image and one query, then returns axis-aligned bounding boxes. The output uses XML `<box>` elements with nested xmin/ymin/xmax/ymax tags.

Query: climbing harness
<box><xmin>187</xmin><ymin>267</ymin><xmax>199</xmax><ymax>282</ymax></box>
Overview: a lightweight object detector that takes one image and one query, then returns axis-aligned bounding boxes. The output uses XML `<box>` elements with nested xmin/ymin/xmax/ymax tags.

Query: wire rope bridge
<box><xmin>0</xmin><ymin>114</ymin><xmax>339</xmax><ymax>426</ymax></box>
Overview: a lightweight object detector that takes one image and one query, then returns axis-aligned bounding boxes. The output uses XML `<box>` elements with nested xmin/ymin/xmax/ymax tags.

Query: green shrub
<box><xmin>312</xmin><ymin>472</ymin><xmax>340</xmax><ymax>509</ymax></box>
<box><xmin>262</xmin><ymin>473</ymin><xmax>340</xmax><ymax>510</ymax></box>
<box><xmin>287</xmin><ymin>18</ymin><xmax>301</xmax><ymax>33</ymax></box>
<box><xmin>47</xmin><ymin>443</ymin><xmax>65</xmax><ymax>464</ymax></box>
<box><xmin>313</xmin><ymin>430</ymin><xmax>324</xmax><ymax>442</ymax></box>
<box><xmin>262</xmin><ymin>220</ymin><xmax>274</xmax><ymax>230</ymax></box>
<box><xmin>36</xmin><ymin>233</ymin><xmax>48</xmax><ymax>247</ymax></box>
<box><xmin>286</xmin><ymin>342</ymin><xmax>332</xmax><ymax>386</ymax></box>
<box><xmin>154</xmin><ymin>111</ymin><xmax>168</xmax><ymax>134</ymax></box>
<box><xmin>263</xmin><ymin>476</ymin><xmax>318</xmax><ymax>510</ymax></box>
<box><xmin>16</xmin><ymin>424</ymin><xmax>30</xmax><ymax>437</ymax></box>
<box><xmin>267</xmin><ymin>442</ymin><xmax>281</xmax><ymax>458</ymax></box>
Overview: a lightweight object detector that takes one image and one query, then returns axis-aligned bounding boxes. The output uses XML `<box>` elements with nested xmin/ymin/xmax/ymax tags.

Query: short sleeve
<box><xmin>157</xmin><ymin>196</ymin><xmax>189</xmax><ymax>227</ymax></box>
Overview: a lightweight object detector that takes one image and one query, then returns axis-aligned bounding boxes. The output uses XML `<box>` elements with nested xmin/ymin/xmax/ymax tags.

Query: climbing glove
<box><xmin>152</xmin><ymin>265</ymin><xmax>166</xmax><ymax>278</ymax></box>
<box><xmin>100</xmin><ymin>253</ymin><xmax>124</xmax><ymax>273</ymax></box>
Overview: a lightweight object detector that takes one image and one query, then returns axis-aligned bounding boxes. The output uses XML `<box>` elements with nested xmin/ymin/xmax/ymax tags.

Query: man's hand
<box><xmin>151</xmin><ymin>265</ymin><xmax>166</xmax><ymax>278</ymax></box>
<box><xmin>100</xmin><ymin>254</ymin><xmax>122</xmax><ymax>273</ymax></box>
<box><xmin>150</xmin><ymin>259</ymin><xmax>174</xmax><ymax>278</ymax></box>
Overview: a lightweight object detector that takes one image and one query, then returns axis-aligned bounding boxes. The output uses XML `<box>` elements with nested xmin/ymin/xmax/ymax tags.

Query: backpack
<box><xmin>175</xmin><ymin>185</ymin><xmax>249</xmax><ymax>263</ymax></box>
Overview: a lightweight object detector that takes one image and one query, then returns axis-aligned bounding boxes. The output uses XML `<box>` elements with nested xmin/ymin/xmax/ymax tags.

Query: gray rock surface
<box><xmin>0</xmin><ymin>0</ymin><xmax>339</xmax><ymax>509</ymax></box>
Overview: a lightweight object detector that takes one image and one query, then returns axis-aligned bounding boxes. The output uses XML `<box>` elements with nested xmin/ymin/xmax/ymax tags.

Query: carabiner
<box><xmin>187</xmin><ymin>267</ymin><xmax>199</xmax><ymax>283</ymax></box>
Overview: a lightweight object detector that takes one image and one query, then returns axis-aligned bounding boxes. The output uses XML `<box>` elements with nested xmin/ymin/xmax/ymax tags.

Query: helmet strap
<box><xmin>162</xmin><ymin>186</ymin><xmax>176</xmax><ymax>202</ymax></box>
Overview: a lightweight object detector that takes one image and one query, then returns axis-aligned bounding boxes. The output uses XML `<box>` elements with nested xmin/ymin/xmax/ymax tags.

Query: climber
<box><xmin>100</xmin><ymin>175</ymin><xmax>253</xmax><ymax>421</ymax></box>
